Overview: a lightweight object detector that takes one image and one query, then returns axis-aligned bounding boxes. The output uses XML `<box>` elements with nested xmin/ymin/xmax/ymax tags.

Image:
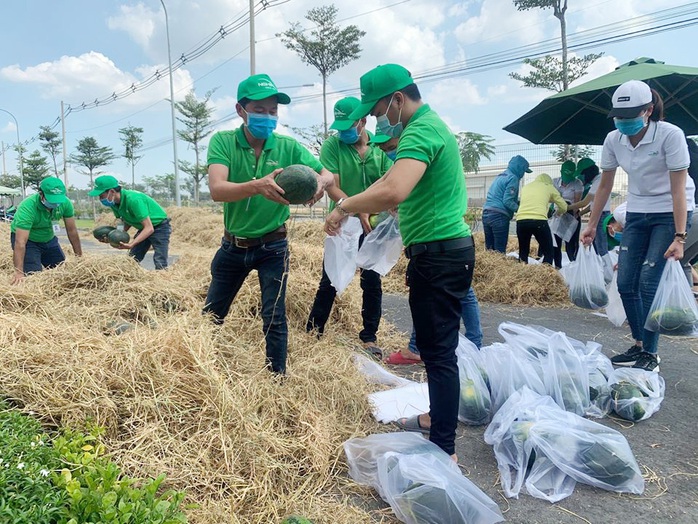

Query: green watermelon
<box><xmin>459</xmin><ymin>377</ymin><xmax>491</xmax><ymax>425</ymax></box>
<box><xmin>570</xmin><ymin>286</ymin><xmax>609</xmax><ymax>309</ymax></box>
<box><xmin>646</xmin><ymin>307</ymin><xmax>698</xmax><ymax>336</ymax></box>
<box><xmin>577</xmin><ymin>441</ymin><xmax>638</xmax><ymax>487</ymax></box>
<box><xmin>280</xmin><ymin>517</ymin><xmax>314</xmax><ymax>524</ymax></box>
<box><xmin>275</xmin><ymin>164</ymin><xmax>318</xmax><ymax>204</ymax></box>
<box><xmin>369</xmin><ymin>211</ymin><xmax>391</xmax><ymax>229</ymax></box>
<box><xmin>93</xmin><ymin>225</ymin><xmax>116</xmax><ymax>241</ymax></box>
<box><xmin>610</xmin><ymin>381</ymin><xmax>647</xmax><ymax>421</ymax></box>
<box><xmin>107</xmin><ymin>229</ymin><xmax>130</xmax><ymax>248</ymax></box>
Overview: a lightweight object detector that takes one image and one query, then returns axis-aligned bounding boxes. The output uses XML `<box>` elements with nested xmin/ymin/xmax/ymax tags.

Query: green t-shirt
<box><xmin>111</xmin><ymin>189</ymin><xmax>167</xmax><ymax>230</ymax></box>
<box><xmin>207</xmin><ymin>127</ymin><xmax>323</xmax><ymax>238</ymax></box>
<box><xmin>11</xmin><ymin>194</ymin><xmax>75</xmax><ymax>243</ymax></box>
<box><xmin>395</xmin><ymin>104</ymin><xmax>470</xmax><ymax>246</ymax></box>
<box><xmin>320</xmin><ymin>135</ymin><xmax>392</xmax><ymax>210</ymax></box>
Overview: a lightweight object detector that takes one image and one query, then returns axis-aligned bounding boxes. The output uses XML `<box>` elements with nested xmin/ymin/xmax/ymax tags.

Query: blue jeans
<box><xmin>129</xmin><ymin>219</ymin><xmax>171</xmax><ymax>270</ymax></box>
<box><xmin>203</xmin><ymin>238</ymin><xmax>289</xmax><ymax>373</ymax></box>
<box><xmin>407</xmin><ymin>245</ymin><xmax>474</xmax><ymax>456</ymax></box>
<box><xmin>482</xmin><ymin>210</ymin><xmax>510</xmax><ymax>253</ymax></box>
<box><xmin>617</xmin><ymin>211</ymin><xmax>692</xmax><ymax>354</ymax></box>
<box><xmin>10</xmin><ymin>234</ymin><xmax>65</xmax><ymax>273</ymax></box>
<box><xmin>594</xmin><ymin>211</ymin><xmax>611</xmax><ymax>257</ymax></box>
<box><xmin>408</xmin><ymin>287</ymin><xmax>482</xmax><ymax>353</ymax></box>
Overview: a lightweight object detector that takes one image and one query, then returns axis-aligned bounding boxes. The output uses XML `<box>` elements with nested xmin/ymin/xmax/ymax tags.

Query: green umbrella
<box><xmin>503</xmin><ymin>57</ymin><xmax>698</xmax><ymax>145</ymax></box>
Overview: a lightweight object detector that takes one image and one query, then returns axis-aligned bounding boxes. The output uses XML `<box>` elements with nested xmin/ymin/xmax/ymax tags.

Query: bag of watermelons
<box><xmin>455</xmin><ymin>334</ymin><xmax>491</xmax><ymax>425</ymax></box>
<box><xmin>584</xmin><ymin>350</ymin><xmax>614</xmax><ymax>418</ymax></box>
<box><xmin>608</xmin><ymin>368</ymin><xmax>665</xmax><ymax>422</ymax></box>
<box><xmin>542</xmin><ymin>333</ymin><xmax>590</xmax><ymax>417</ymax></box>
<box><xmin>323</xmin><ymin>216</ymin><xmax>362</xmax><ymax>295</ymax></box>
<box><xmin>644</xmin><ymin>259</ymin><xmax>698</xmax><ymax>336</ymax></box>
<box><xmin>356</xmin><ymin>214</ymin><xmax>403</xmax><ymax>276</ymax></box>
<box><xmin>377</xmin><ymin>451</ymin><xmax>504</xmax><ymax>524</ymax></box>
<box><xmin>564</xmin><ymin>245</ymin><xmax>609</xmax><ymax>309</ymax></box>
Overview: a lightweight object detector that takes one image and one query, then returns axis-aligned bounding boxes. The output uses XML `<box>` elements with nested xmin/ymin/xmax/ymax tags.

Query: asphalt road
<box><xmin>380</xmin><ymin>295</ymin><xmax>698</xmax><ymax>524</ymax></box>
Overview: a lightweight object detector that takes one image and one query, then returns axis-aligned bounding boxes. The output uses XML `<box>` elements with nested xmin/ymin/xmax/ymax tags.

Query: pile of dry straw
<box><xmin>0</xmin><ymin>208</ymin><xmax>566</xmax><ymax>523</ymax></box>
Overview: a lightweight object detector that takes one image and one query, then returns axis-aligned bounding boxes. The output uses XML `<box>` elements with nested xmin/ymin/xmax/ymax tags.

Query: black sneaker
<box><xmin>610</xmin><ymin>345</ymin><xmax>644</xmax><ymax>367</ymax></box>
<box><xmin>632</xmin><ymin>352</ymin><xmax>660</xmax><ymax>372</ymax></box>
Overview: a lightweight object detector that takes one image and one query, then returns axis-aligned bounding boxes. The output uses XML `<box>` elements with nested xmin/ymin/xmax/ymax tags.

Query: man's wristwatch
<box><xmin>675</xmin><ymin>232</ymin><xmax>688</xmax><ymax>239</ymax></box>
<box><xmin>336</xmin><ymin>198</ymin><xmax>353</xmax><ymax>217</ymax></box>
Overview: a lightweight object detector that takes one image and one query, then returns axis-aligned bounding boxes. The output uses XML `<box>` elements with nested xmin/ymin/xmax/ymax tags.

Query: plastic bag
<box><xmin>605</xmin><ymin>271</ymin><xmax>626</xmax><ymax>327</ymax></box>
<box><xmin>353</xmin><ymin>353</ymin><xmax>415</xmax><ymax>388</ymax></box>
<box><xmin>323</xmin><ymin>216</ymin><xmax>362</xmax><ymax>295</ymax></box>
<box><xmin>456</xmin><ymin>334</ymin><xmax>492</xmax><ymax>425</ymax></box>
<box><xmin>377</xmin><ymin>452</ymin><xmax>504</xmax><ymax>524</ymax></box>
<box><xmin>584</xmin><ymin>350</ymin><xmax>614</xmax><ymax>418</ymax></box>
<box><xmin>608</xmin><ymin>368</ymin><xmax>665</xmax><ymax>422</ymax></box>
<box><xmin>644</xmin><ymin>258</ymin><xmax>698</xmax><ymax>336</ymax></box>
<box><xmin>564</xmin><ymin>245</ymin><xmax>609</xmax><ymax>309</ymax></box>
<box><xmin>600</xmin><ymin>253</ymin><xmax>614</xmax><ymax>285</ymax></box>
<box><xmin>549</xmin><ymin>213</ymin><xmax>577</xmax><ymax>243</ymax></box>
<box><xmin>356</xmin><ymin>214</ymin><xmax>404</xmax><ymax>276</ymax></box>
<box><xmin>368</xmin><ymin>382</ymin><xmax>430</xmax><ymax>424</ymax></box>
<box><xmin>497</xmin><ymin>322</ymin><xmax>601</xmax><ymax>361</ymax></box>
<box><xmin>542</xmin><ymin>333</ymin><xmax>590</xmax><ymax>416</ymax></box>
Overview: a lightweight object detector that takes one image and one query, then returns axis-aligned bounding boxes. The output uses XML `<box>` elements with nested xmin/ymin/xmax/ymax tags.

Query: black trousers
<box><xmin>517</xmin><ymin>219</ymin><xmax>554</xmax><ymax>265</ymax></box>
<box><xmin>553</xmin><ymin>216</ymin><xmax>581</xmax><ymax>268</ymax></box>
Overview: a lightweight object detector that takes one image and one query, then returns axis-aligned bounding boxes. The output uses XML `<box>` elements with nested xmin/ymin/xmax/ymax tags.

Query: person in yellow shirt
<box><xmin>515</xmin><ymin>173</ymin><xmax>567</xmax><ymax>265</ymax></box>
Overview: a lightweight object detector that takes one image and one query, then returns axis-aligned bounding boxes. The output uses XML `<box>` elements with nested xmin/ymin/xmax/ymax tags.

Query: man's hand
<box><xmin>664</xmin><ymin>239</ymin><xmax>684</xmax><ymax>260</ymax></box>
<box><xmin>311</xmin><ymin>170</ymin><xmax>335</xmax><ymax>203</ymax></box>
<box><xmin>11</xmin><ymin>270</ymin><xmax>24</xmax><ymax>285</ymax></box>
<box><xmin>580</xmin><ymin>225</ymin><xmax>596</xmax><ymax>246</ymax></box>
<box><xmin>255</xmin><ymin>168</ymin><xmax>290</xmax><ymax>205</ymax></box>
<box><xmin>359</xmin><ymin>212</ymin><xmax>372</xmax><ymax>234</ymax></box>
<box><xmin>324</xmin><ymin>208</ymin><xmax>346</xmax><ymax>236</ymax></box>
<box><xmin>117</xmin><ymin>242</ymin><xmax>133</xmax><ymax>250</ymax></box>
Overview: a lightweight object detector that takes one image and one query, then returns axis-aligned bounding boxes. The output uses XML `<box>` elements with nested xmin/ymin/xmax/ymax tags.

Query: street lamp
<box><xmin>0</xmin><ymin>108</ymin><xmax>25</xmax><ymax>198</ymax></box>
<box><xmin>160</xmin><ymin>0</ymin><xmax>181</xmax><ymax>206</ymax></box>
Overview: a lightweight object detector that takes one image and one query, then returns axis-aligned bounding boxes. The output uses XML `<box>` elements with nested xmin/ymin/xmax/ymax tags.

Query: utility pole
<box><xmin>161</xmin><ymin>0</ymin><xmax>181</xmax><ymax>206</ymax></box>
<box><xmin>249</xmin><ymin>0</ymin><xmax>255</xmax><ymax>75</ymax></box>
<box><xmin>1</xmin><ymin>141</ymin><xmax>6</xmax><ymax>175</ymax></box>
<box><xmin>0</xmin><ymin>108</ymin><xmax>24</xmax><ymax>198</ymax></box>
<box><xmin>61</xmin><ymin>101</ymin><xmax>69</xmax><ymax>188</ymax></box>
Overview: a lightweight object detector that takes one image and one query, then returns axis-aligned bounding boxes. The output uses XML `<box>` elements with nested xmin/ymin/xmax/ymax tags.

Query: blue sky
<box><xmin>1</xmin><ymin>0</ymin><xmax>696</xmax><ymax>193</ymax></box>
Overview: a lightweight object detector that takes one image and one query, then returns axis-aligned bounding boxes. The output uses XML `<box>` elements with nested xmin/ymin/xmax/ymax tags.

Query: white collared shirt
<box><xmin>600</xmin><ymin>120</ymin><xmax>690</xmax><ymax>213</ymax></box>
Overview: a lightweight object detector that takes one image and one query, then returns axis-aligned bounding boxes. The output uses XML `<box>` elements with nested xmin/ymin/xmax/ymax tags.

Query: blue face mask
<box><xmin>244</xmin><ymin>109</ymin><xmax>278</xmax><ymax>140</ymax></box>
<box><xmin>614</xmin><ymin>116</ymin><xmax>646</xmax><ymax>136</ymax></box>
<box><xmin>376</xmin><ymin>94</ymin><xmax>404</xmax><ymax>138</ymax></box>
<box><xmin>613</xmin><ymin>232</ymin><xmax>623</xmax><ymax>243</ymax></box>
<box><xmin>41</xmin><ymin>198</ymin><xmax>58</xmax><ymax>210</ymax></box>
<box><xmin>338</xmin><ymin>125</ymin><xmax>360</xmax><ymax>144</ymax></box>
<box><xmin>100</xmin><ymin>198</ymin><xmax>116</xmax><ymax>208</ymax></box>
<box><xmin>385</xmin><ymin>149</ymin><xmax>397</xmax><ymax>161</ymax></box>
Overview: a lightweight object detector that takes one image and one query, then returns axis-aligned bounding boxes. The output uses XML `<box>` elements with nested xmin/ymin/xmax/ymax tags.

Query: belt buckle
<box><xmin>234</xmin><ymin>236</ymin><xmax>249</xmax><ymax>249</ymax></box>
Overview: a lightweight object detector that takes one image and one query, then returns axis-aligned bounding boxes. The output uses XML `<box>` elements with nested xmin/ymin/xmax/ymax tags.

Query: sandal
<box><xmin>393</xmin><ymin>415</ymin><xmax>430</xmax><ymax>435</ymax></box>
<box><xmin>362</xmin><ymin>344</ymin><xmax>383</xmax><ymax>361</ymax></box>
<box><xmin>385</xmin><ymin>352</ymin><xmax>423</xmax><ymax>365</ymax></box>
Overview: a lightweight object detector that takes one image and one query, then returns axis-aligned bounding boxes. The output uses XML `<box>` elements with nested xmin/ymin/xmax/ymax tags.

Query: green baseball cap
<box><xmin>39</xmin><ymin>177</ymin><xmax>67</xmax><ymax>204</ymax></box>
<box><xmin>89</xmin><ymin>175</ymin><xmax>119</xmax><ymax>197</ymax></box>
<box><xmin>560</xmin><ymin>160</ymin><xmax>577</xmax><ymax>183</ymax></box>
<box><xmin>330</xmin><ymin>97</ymin><xmax>360</xmax><ymax>131</ymax></box>
<box><xmin>237</xmin><ymin>73</ymin><xmax>290</xmax><ymax>104</ymax></box>
<box><xmin>369</xmin><ymin>132</ymin><xmax>392</xmax><ymax>145</ymax></box>
<box><xmin>574</xmin><ymin>157</ymin><xmax>596</xmax><ymax>179</ymax></box>
<box><xmin>349</xmin><ymin>64</ymin><xmax>414</xmax><ymax>120</ymax></box>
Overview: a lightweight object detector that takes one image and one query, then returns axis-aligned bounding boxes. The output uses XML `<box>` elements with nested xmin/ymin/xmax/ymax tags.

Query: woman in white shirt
<box><xmin>581</xmin><ymin>80</ymin><xmax>691</xmax><ymax>373</ymax></box>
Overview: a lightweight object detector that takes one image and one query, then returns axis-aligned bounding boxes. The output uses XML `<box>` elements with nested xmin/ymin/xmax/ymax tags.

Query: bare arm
<box><xmin>568</xmin><ymin>191</ymin><xmax>593</xmax><ymax>212</ymax></box>
<box><xmin>119</xmin><ymin>217</ymin><xmax>154</xmax><ymax>250</ymax></box>
<box><xmin>11</xmin><ymin>228</ymin><xmax>29</xmax><ymax>284</ymax></box>
<box><xmin>665</xmin><ymin>169</ymin><xmax>688</xmax><ymax>260</ymax></box>
<box><xmin>208</xmin><ymin>163</ymin><xmax>289</xmax><ymax>205</ymax></box>
<box><xmin>63</xmin><ymin>217</ymin><xmax>82</xmax><ymax>256</ymax></box>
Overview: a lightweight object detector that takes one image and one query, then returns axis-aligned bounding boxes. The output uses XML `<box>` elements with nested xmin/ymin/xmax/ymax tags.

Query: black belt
<box><xmin>223</xmin><ymin>225</ymin><xmax>287</xmax><ymax>248</ymax></box>
<box><xmin>404</xmin><ymin>236</ymin><xmax>474</xmax><ymax>259</ymax></box>
<box><xmin>154</xmin><ymin>218</ymin><xmax>170</xmax><ymax>228</ymax></box>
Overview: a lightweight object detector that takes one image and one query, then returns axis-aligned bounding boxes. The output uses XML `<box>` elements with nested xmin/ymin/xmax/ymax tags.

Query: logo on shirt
<box><xmin>648</xmin><ymin>150</ymin><xmax>659</xmax><ymax>156</ymax></box>
<box><xmin>266</xmin><ymin>159</ymin><xmax>279</xmax><ymax>166</ymax></box>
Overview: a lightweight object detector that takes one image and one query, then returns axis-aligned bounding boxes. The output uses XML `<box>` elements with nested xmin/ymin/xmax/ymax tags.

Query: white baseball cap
<box><xmin>608</xmin><ymin>80</ymin><xmax>652</xmax><ymax>118</ymax></box>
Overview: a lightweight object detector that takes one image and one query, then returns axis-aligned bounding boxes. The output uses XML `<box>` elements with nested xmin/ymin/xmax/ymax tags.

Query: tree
<box><xmin>70</xmin><ymin>137</ymin><xmax>116</xmax><ymax>218</ymax></box>
<box><xmin>456</xmin><ymin>132</ymin><xmax>495</xmax><ymax>173</ymax></box>
<box><xmin>290</xmin><ymin>124</ymin><xmax>326</xmax><ymax>156</ymax></box>
<box><xmin>278</xmin><ymin>5</ymin><xmax>366</xmax><ymax>136</ymax></box>
<box><xmin>552</xmin><ymin>144</ymin><xmax>594</xmax><ymax>162</ymax></box>
<box><xmin>118</xmin><ymin>125</ymin><xmax>144</xmax><ymax>189</ymax></box>
<box><xmin>175</xmin><ymin>90</ymin><xmax>214</xmax><ymax>203</ymax></box>
<box><xmin>38</xmin><ymin>125</ymin><xmax>62</xmax><ymax>178</ymax></box>
<box><xmin>0</xmin><ymin>173</ymin><xmax>21</xmax><ymax>188</ymax></box>
<box><xmin>22</xmin><ymin>150</ymin><xmax>51</xmax><ymax>191</ymax></box>
<box><xmin>143</xmin><ymin>173</ymin><xmax>176</xmax><ymax>202</ymax></box>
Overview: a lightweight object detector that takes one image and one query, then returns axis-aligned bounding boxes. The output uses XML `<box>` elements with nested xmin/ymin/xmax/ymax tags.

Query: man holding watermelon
<box><xmin>324</xmin><ymin>64</ymin><xmax>475</xmax><ymax>460</ymax></box>
<box><xmin>306</xmin><ymin>96</ymin><xmax>393</xmax><ymax>359</ymax></box>
<box><xmin>204</xmin><ymin>73</ymin><xmax>336</xmax><ymax>374</ymax></box>
<box><xmin>90</xmin><ymin>175</ymin><xmax>171</xmax><ymax>270</ymax></box>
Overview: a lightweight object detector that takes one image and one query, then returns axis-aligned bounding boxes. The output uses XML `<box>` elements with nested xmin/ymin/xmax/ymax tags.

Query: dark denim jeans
<box><xmin>618</xmin><ymin>211</ymin><xmax>693</xmax><ymax>355</ymax></box>
<box><xmin>306</xmin><ymin>265</ymin><xmax>382</xmax><ymax>343</ymax></box>
<box><xmin>594</xmin><ymin>211</ymin><xmax>611</xmax><ymax>257</ymax></box>
<box><xmin>482</xmin><ymin>210</ymin><xmax>510</xmax><ymax>253</ymax></box>
<box><xmin>516</xmin><ymin>219</ymin><xmax>554</xmax><ymax>265</ymax></box>
<box><xmin>129</xmin><ymin>219</ymin><xmax>171</xmax><ymax>270</ymax></box>
<box><xmin>407</xmin><ymin>245</ymin><xmax>474</xmax><ymax>456</ymax></box>
<box><xmin>203</xmin><ymin>238</ymin><xmax>289</xmax><ymax>373</ymax></box>
<box><xmin>407</xmin><ymin>287</ymin><xmax>482</xmax><ymax>352</ymax></box>
<box><xmin>10</xmin><ymin>233</ymin><xmax>65</xmax><ymax>273</ymax></box>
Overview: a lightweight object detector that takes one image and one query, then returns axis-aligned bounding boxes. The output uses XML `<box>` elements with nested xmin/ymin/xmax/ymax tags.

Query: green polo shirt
<box><xmin>320</xmin><ymin>135</ymin><xmax>392</xmax><ymax>210</ymax></box>
<box><xmin>11</xmin><ymin>194</ymin><xmax>74</xmax><ymax>243</ymax></box>
<box><xmin>110</xmin><ymin>189</ymin><xmax>167</xmax><ymax>229</ymax></box>
<box><xmin>395</xmin><ymin>104</ymin><xmax>470</xmax><ymax>246</ymax></box>
<box><xmin>207</xmin><ymin>127</ymin><xmax>324</xmax><ymax>238</ymax></box>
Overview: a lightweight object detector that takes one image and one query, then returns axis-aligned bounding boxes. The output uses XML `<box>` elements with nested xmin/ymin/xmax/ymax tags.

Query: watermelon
<box><xmin>280</xmin><ymin>517</ymin><xmax>314</xmax><ymax>524</ymax></box>
<box><xmin>92</xmin><ymin>225</ymin><xmax>116</xmax><ymax>241</ymax></box>
<box><xmin>369</xmin><ymin>211</ymin><xmax>391</xmax><ymax>229</ymax></box>
<box><xmin>570</xmin><ymin>285</ymin><xmax>609</xmax><ymax>309</ymax></box>
<box><xmin>459</xmin><ymin>377</ymin><xmax>491</xmax><ymax>425</ymax></box>
<box><xmin>107</xmin><ymin>229</ymin><xmax>130</xmax><ymax>248</ymax></box>
<box><xmin>610</xmin><ymin>381</ymin><xmax>647</xmax><ymax>421</ymax></box>
<box><xmin>275</xmin><ymin>164</ymin><xmax>318</xmax><ymax>204</ymax></box>
<box><xmin>577</xmin><ymin>441</ymin><xmax>638</xmax><ymax>487</ymax></box>
<box><xmin>645</xmin><ymin>307</ymin><xmax>698</xmax><ymax>336</ymax></box>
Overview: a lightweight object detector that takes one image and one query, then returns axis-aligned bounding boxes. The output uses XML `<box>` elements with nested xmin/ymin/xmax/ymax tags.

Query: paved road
<box><xmin>380</xmin><ymin>295</ymin><xmax>698</xmax><ymax>524</ymax></box>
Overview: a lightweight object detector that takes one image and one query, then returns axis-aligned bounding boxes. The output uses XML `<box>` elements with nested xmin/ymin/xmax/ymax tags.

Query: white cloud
<box><xmin>454</xmin><ymin>0</ymin><xmax>547</xmax><ymax>46</ymax></box>
<box><xmin>569</xmin><ymin>55</ymin><xmax>620</xmax><ymax>88</ymax></box>
<box><xmin>1</xmin><ymin>121</ymin><xmax>17</xmax><ymax>134</ymax></box>
<box><xmin>107</xmin><ymin>3</ymin><xmax>158</xmax><ymax>49</ymax></box>
<box><xmin>428</xmin><ymin>78</ymin><xmax>487</xmax><ymax>108</ymax></box>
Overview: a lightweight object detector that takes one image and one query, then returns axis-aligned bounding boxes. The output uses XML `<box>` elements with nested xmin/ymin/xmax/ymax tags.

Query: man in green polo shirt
<box><xmin>324</xmin><ymin>64</ymin><xmax>474</xmax><ymax>460</ymax></box>
<box><xmin>306</xmin><ymin>97</ymin><xmax>393</xmax><ymax>358</ymax></box>
<box><xmin>203</xmin><ymin>73</ymin><xmax>336</xmax><ymax>374</ymax></box>
<box><xmin>370</xmin><ymin>132</ymin><xmax>398</xmax><ymax>161</ymax></box>
<box><xmin>89</xmin><ymin>175</ymin><xmax>171</xmax><ymax>270</ymax></box>
<box><xmin>10</xmin><ymin>177</ymin><xmax>82</xmax><ymax>284</ymax></box>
